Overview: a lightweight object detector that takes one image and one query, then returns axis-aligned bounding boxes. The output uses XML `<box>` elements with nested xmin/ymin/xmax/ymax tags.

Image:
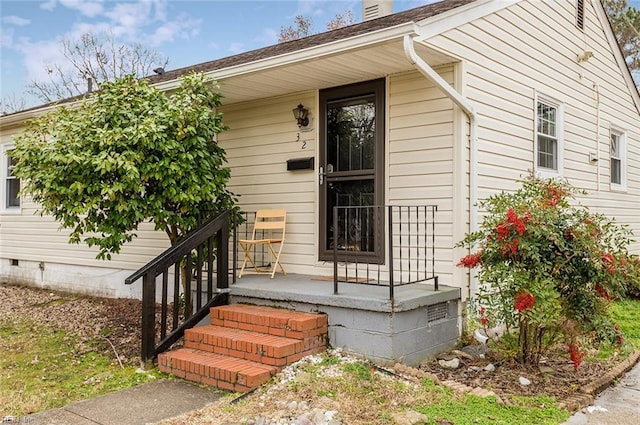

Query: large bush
<box><xmin>13</xmin><ymin>73</ymin><xmax>237</xmax><ymax>259</ymax></box>
<box><xmin>458</xmin><ymin>175</ymin><xmax>639</xmax><ymax>367</ymax></box>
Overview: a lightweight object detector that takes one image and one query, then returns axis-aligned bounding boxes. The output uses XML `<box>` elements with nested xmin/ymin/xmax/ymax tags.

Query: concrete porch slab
<box><xmin>230</xmin><ymin>273</ymin><xmax>460</xmax><ymax>313</ymax></box>
<box><xmin>228</xmin><ymin>273</ymin><xmax>462</xmax><ymax>366</ymax></box>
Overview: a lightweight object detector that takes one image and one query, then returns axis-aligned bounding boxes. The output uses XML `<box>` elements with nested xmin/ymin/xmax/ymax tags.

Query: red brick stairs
<box><xmin>157</xmin><ymin>304</ymin><xmax>328</xmax><ymax>392</ymax></box>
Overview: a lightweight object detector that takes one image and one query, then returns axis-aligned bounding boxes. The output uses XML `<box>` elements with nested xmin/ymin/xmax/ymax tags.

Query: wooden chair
<box><xmin>238</xmin><ymin>209</ymin><xmax>287</xmax><ymax>278</ymax></box>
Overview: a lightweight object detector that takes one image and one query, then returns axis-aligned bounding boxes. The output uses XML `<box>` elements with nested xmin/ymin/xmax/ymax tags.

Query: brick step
<box><xmin>184</xmin><ymin>325</ymin><xmax>306</xmax><ymax>367</ymax></box>
<box><xmin>159</xmin><ymin>304</ymin><xmax>328</xmax><ymax>393</ymax></box>
<box><xmin>158</xmin><ymin>348</ymin><xmax>277</xmax><ymax>393</ymax></box>
<box><xmin>210</xmin><ymin>304</ymin><xmax>328</xmax><ymax>339</ymax></box>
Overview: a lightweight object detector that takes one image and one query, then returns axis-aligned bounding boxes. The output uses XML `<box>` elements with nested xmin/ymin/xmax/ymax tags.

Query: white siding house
<box><xmin>1</xmin><ymin>0</ymin><xmax>639</xmax><ymax>301</ymax></box>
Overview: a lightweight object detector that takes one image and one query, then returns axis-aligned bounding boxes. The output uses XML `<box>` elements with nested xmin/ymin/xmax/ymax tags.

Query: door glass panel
<box><xmin>326</xmin><ymin>179</ymin><xmax>375</xmax><ymax>252</ymax></box>
<box><xmin>327</xmin><ymin>96</ymin><xmax>376</xmax><ymax>172</ymax></box>
<box><xmin>319</xmin><ymin>79</ymin><xmax>384</xmax><ymax>262</ymax></box>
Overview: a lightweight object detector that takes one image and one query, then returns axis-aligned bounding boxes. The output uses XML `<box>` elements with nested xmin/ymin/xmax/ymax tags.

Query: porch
<box><xmin>126</xmin><ymin>208</ymin><xmax>462</xmax><ymax>372</ymax></box>
<box><xmin>229</xmin><ymin>273</ymin><xmax>461</xmax><ymax>366</ymax></box>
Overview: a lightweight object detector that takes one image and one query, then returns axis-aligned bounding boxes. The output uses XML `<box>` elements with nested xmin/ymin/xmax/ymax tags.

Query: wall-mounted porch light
<box><xmin>292</xmin><ymin>104</ymin><xmax>309</xmax><ymax>128</ymax></box>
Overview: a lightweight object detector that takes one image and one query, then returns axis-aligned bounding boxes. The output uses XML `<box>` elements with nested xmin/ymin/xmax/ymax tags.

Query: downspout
<box><xmin>403</xmin><ymin>35</ymin><xmax>479</xmax><ymax>297</ymax></box>
<box><xmin>594</xmin><ymin>82</ymin><xmax>601</xmax><ymax>191</ymax></box>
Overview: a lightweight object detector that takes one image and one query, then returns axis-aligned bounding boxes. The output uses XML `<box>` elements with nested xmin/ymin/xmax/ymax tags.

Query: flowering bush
<box><xmin>458</xmin><ymin>174</ymin><xmax>639</xmax><ymax>367</ymax></box>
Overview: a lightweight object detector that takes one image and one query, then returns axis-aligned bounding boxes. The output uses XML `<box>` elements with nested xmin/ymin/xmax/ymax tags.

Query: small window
<box><xmin>535</xmin><ymin>97</ymin><xmax>563</xmax><ymax>176</ymax></box>
<box><xmin>610</xmin><ymin>129</ymin><xmax>626</xmax><ymax>190</ymax></box>
<box><xmin>2</xmin><ymin>147</ymin><xmax>20</xmax><ymax>210</ymax></box>
<box><xmin>576</xmin><ymin>0</ymin><xmax>585</xmax><ymax>30</ymax></box>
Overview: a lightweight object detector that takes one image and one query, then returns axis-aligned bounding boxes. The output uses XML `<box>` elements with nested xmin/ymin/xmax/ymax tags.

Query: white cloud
<box><xmin>148</xmin><ymin>15</ymin><xmax>202</xmax><ymax>46</ymax></box>
<box><xmin>59</xmin><ymin>0</ymin><xmax>104</xmax><ymax>18</ymax></box>
<box><xmin>40</xmin><ymin>0</ymin><xmax>57</xmax><ymax>12</ymax></box>
<box><xmin>14</xmin><ymin>38</ymin><xmax>69</xmax><ymax>83</ymax></box>
<box><xmin>254</xmin><ymin>28</ymin><xmax>278</xmax><ymax>47</ymax></box>
<box><xmin>1</xmin><ymin>27</ymin><xmax>15</xmax><ymax>48</ymax></box>
<box><xmin>152</xmin><ymin>0</ymin><xmax>167</xmax><ymax>22</ymax></box>
<box><xmin>103</xmin><ymin>2</ymin><xmax>153</xmax><ymax>38</ymax></box>
<box><xmin>2</xmin><ymin>16</ymin><xmax>31</xmax><ymax>26</ymax></box>
<box><xmin>228</xmin><ymin>42</ymin><xmax>244</xmax><ymax>54</ymax></box>
<box><xmin>10</xmin><ymin>0</ymin><xmax>204</xmax><ymax>91</ymax></box>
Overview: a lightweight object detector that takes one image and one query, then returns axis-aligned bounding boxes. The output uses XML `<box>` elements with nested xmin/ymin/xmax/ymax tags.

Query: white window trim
<box><xmin>534</xmin><ymin>94</ymin><xmax>564</xmax><ymax>179</ymax></box>
<box><xmin>609</xmin><ymin>126</ymin><xmax>627</xmax><ymax>191</ymax></box>
<box><xmin>1</xmin><ymin>144</ymin><xmax>21</xmax><ymax>214</ymax></box>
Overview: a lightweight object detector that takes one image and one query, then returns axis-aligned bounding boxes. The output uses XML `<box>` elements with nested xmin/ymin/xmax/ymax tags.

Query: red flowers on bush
<box><xmin>543</xmin><ymin>186</ymin><xmax>567</xmax><ymax>208</ymax></box>
<box><xmin>515</xmin><ymin>291</ymin><xmax>535</xmax><ymax>312</ymax></box>
<box><xmin>479</xmin><ymin>306</ymin><xmax>488</xmax><ymax>326</ymax></box>
<box><xmin>601</xmin><ymin>252</ymin><xmax>616</xmax><ymax>275</ymax></box>
<box><xmin>495</xmin><ymin>208</ymin><xmax>530</xmax><ymax>241</ymax></box>
<box><xmin>457</xmin><ymin>252</ymin><xmax>482</xmax><ymax>268</ymax></box>
<box><xmin>595</xmin><ymin>283</ymin><xmax>612</xmax><ymax>300</ymax></box>
<box><xmin>457</xmin><ymin>175</ymin><xmax>636</xmax><ymax>367</ymax></box>
<box><xmin>568</xmin><ymin>343</ymin><xmax>585</xmax><ymax>370</ymax></box>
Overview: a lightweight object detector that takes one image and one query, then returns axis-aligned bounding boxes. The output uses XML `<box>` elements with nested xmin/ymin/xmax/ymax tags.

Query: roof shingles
<box><xmin>148</xmin><ymin>0</ymin><xmax>475</xmax><ymax>84</ymax></box>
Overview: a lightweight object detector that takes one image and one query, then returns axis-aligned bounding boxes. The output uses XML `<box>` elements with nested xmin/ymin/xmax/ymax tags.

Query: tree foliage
<box><xmin>0</xmin><ymin>94</ymin><xmax>27</xmax><ymax>115</ymax></box>
<box><xmin>603</xmin><ymin>0</ymin><xmax>640</xmax><ymax>86</ymax></box>
<box><xmin>278</xmin><ymin>15</ymin><xmax>314</xmax><ymax>43</ymax></box>
<box><xmin>326</xmin><ymin>10</ymin><xmax>355</xmax><ymax>31</ymax></box>
<box><xmin>458</xmin><ymin>175</ymin><xmax>639</xmax><ymax>367</ymax></box>
<box><xmin>27</xmin><ymin>32</ymin><xmax>169</xmax><ymax>104</ymax></box>
<box><xmin>12</xmin><ymin>73</ymin><xmax>237</xmax><ymax>259</ymax></box>
<box><xmin>278</xmin><ymin>9</ymin><xmax>354</xmax><ymax>43</ymax></box>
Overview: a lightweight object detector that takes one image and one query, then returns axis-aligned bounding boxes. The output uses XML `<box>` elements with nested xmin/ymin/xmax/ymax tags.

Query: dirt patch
<box><xmin>0</xmin><ymin>283</ymin><xmax>145</xmax><ymax>365</ymax></box>
<box><xmin>420</xmin><ymin>345</ymin><xmax>620</xmax><ymax>403</ymax></box>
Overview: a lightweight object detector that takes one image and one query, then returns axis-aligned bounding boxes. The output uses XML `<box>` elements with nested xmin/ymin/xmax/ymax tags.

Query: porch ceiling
<box><xmin>210</xmin><ymin>39</ymin><xmax>456</xmax><ymax>105</ymax></box>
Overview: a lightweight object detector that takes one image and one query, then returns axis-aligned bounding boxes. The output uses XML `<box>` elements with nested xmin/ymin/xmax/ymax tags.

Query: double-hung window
<box><xmin>535</xmin><ymin>96</ymin><xmax>563</xmax><ymax>177</ymax></box>
<box><xmin>610</xmin><ymin>128</ymin><xmax>626</xmax><ymax>190</ymax></box>
<box><xmin>2</xmin><ymin>146</ymin><xmax>20</xmax><ymax>211</ymax></box>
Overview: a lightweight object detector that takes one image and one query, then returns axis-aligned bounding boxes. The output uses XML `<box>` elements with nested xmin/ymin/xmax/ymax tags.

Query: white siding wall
<box><xmin>426</xmin><ymin>0</ymin><xmax>640</xmax><ymax>253</ymax></box>
<box><xmin>0</xmin><ymin>126</ymin><xmax>168</xmax><ymax>296</ymax></box>
<box><xmin>388</xmin><ymin>68</ymin><xmax>459</xmax><ymax>287</ymax></box>
<box><xmin>219</xmin><ymin>92</ymin><xmax>318</xmax><ymax>275</ymax></box>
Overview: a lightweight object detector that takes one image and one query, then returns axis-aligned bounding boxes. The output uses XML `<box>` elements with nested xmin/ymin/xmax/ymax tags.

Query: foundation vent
<box><xmin>427</xmin><ymin>302</ymin><xmax>448</xmax><ymax>322</ymax></box>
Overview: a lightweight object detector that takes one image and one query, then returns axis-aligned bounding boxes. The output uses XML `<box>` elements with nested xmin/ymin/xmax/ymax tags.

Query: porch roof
<box><xmin>149</xmin><ymin>0</ymin><xmax>476</xmax><ymax>105</ymax></box>
<box><xmin>0</xmin><ymin>0</ymin><xmax>474</xmax><ymax>124</ymax></box>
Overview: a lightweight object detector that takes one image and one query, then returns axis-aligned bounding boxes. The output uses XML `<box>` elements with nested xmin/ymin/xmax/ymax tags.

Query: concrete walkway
<box><xmin>563</xmin><ymin>361</ymin><xmax>640</xmax><ymax>425</ymax></box>
<box><xmin>24</xmin><ymin>380</ymin><xmax>222</xmax><ymax>425</ymax></box>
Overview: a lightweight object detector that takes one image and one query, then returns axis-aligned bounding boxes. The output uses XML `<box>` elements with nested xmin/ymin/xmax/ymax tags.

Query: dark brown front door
<box><xmin>318</xmin><ymin>79</ymin><xmax>385</xmax><ymax>262</ymax></box>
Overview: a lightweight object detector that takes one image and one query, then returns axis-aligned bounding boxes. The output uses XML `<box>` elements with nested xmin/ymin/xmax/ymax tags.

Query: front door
<box><xmin>318</xmin><ymin>79</ymin><xmax>385</xmax><ymax>262</ymax></box>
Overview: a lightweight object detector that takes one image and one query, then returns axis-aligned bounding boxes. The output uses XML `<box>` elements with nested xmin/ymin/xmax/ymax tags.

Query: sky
<box><xmin>1</xmin><ymin>0</ymin><xmax>639</xmax><ymax>112</ymax></box>
<box><xmin>0</xmin><ymin>0</ymin><xmax>430</xmax><ymax>110</ymax></box>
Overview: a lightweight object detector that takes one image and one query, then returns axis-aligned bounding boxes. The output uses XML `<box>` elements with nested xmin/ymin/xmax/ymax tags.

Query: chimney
<box><xmin>362</xmin><ymin>0</ymin><xmax>393</xmax><ymax>21</ymax></box>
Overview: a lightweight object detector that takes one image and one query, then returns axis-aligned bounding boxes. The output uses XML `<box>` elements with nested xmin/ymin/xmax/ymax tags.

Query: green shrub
<box><xmin>458</xmin><ymin>174</ymin><xmax>637</xmax><ymax>367</ymax></box>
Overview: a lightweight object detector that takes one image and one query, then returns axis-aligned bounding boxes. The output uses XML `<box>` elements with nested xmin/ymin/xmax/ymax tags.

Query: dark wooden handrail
<box><xmin>125</xmin><ymin>212</ymin><xmax>230</xmax><ymax>284</ymax></box>
<box><xmin>125</xmin><ymin>210</ymin><xmax>231</xmax><ymax>361</ymax></box>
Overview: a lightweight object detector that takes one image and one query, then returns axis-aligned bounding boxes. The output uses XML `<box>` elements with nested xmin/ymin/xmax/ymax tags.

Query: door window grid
<box><xmin>319</xmin><ymin>79</ymin><xmax>385</xmax><ymax>262</ymax></box>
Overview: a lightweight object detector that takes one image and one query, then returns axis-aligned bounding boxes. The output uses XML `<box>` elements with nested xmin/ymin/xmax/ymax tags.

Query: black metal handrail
<box><xmin>125</xmin><ymin>210</ymin><xmax>231</xmax><ymax>362</ymax></box>
<box><xmin>332</xmin><ymin>205</ymin><xmax>439</xmax><ymax>300</ymax></box>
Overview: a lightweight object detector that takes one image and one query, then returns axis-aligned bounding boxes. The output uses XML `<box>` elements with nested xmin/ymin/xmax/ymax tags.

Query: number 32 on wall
<box><xmin>296</xmin><ymin>133</ymin><xmax>306</xmax><ymax>150</ymax></box>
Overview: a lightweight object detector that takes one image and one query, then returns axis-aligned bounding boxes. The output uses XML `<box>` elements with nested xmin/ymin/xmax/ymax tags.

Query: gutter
<box><xmin>403</xmin><ymin>35</ymin><xmax>479</xmax><ymax>296</ymax></box>
<box><xmin>153</xmin><ymin>23</ymin><xmax>419</xmax><ymax>92</ymax></box>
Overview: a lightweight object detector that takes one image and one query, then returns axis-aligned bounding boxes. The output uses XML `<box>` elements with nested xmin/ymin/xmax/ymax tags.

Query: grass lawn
<box><xmin>415</xmin><ymin>297</ymin><xmax>640</xmax><ymax>425</ymax></box>
<box><xmin>0</xmin><ymin>318</ymin><xmax>162</xmax><ymax>417</ymax></box>
<box><xmin>2</xmin><ymin>291</ymin><xmax>638</xmax><ymax>424</ymax></box>
<box><xmin>612</xmin><ymin>299</ymin><xmax>640</xmax><ymax>348</ymax></box>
